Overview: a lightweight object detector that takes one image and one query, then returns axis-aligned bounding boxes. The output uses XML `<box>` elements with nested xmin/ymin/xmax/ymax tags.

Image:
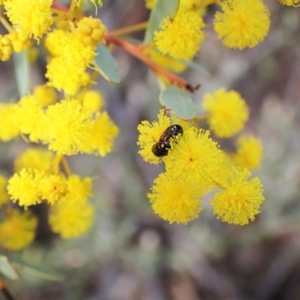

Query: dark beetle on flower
<box><xmin>152</xmin><ymin>124</ymin><xmax>183</xmax><ymax>157</ymax></box>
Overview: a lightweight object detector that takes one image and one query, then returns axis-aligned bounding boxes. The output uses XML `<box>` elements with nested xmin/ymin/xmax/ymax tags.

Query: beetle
<box><xmin>152</xmin><ymin>124</ymin><xmax>183</xmax><ymax>157</ymax></box>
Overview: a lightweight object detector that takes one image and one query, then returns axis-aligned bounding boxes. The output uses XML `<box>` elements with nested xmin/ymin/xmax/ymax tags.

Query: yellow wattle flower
<box><xmin>211</xmin><ymin>168</ymin><xmax>265</xmax><ymax>225</ymax></box>
<box><xmin>165</xmin><ymin>127</ymin><xmax>226</xmax><ymax>190</ymax></box>
<box><xmin>82</xmin><ymin>90</ymin><xmax>104</xmax><ymax>113</ymax></box>
<box><xmin>154</xmin><ymin>10</ymin><xmax>205</xmax><ymax>60</ymax></box>
<box><xmin>49</xmin><ymin>200</ymin><xmax>94</xmax><ymax>239</ymax></box>
<box><xmin>214</xmin><ymin>0</ymin><xmax>270</xmax><ymax>49</ymax></box>
<box><xmin>40</xmin><ymin>99</ymin><xmax>94</xmax><ymax>155</ymax></box>
<box><xmin>202</xmin><ymin>88</ymin><xmax>249</xmax><ymax>138</ymax></box>
<box><xmin>233</xmin><ymin>135</ymin><xmax>263</xmax><ymax>170</ymax></box>
<box><xmin>14</xmin><ymin>148</ymin><xmax>54</xmax><ymax>172</ymax></box>
<box><xmin>0</xmin><ymin>210</ymin><xmax>37</xmax><ymax>251</ymax></box>
<box><xmin>148</xmin><ymin>172</ymin><xmax>204</xmax><ymax>224</ymax></box>
<box><xmin>4</xmin><ymin>0</ymin><xmax>54</xmax><ymax>39</ymax></box>
<box><xmin>45</xmin><ymin>30</ymin><xmax>95</xmax><ymax>95</ymax></box>
<box><xmin>7</xmin><ymin>168</ymin><xmax>45</xmax><ymax>208</ymax></box>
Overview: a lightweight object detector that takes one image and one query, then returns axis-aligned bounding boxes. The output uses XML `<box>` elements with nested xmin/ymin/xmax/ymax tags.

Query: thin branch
<box><xmin>0</xmin><ymin>279</ymin><xmax>14</xmax><ymax>300</ymax></box>
<box><xmin>105</xmin><ymin>33</ymin><xmax>200</xmax><ymax>92</ymax></box>
<box><xmin>110</xmin><ymin>21</ymin><xmax>148</xmax><ymax>36</ymax></box>
<box><xmin>61</xmin><ymin>156</ymin><xmax>72</xmax><ymax>177</ymax></box>
<box><xmin>0</xmin><ymin>15</ymin><xmax>13</xmax><ymax>33</ymax></box>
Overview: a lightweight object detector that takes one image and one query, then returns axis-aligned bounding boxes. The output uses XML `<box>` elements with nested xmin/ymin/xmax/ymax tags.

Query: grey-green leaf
<box><xmin>13</xmin><ymin>51</ymin><xmax>30</xmax><ymax>97</ymax></box>
<box><xmin>181</xmin><ymin>59</ymin><xmax>210</xmax><ymax>75</ymax></box>
<box><xmin>12</xmin><ymin>261</ymin><xmax>64</xmax><ymax>282</ymax></box>
<box><xmin>94</xmin><ymin>45</ymin><xmax>121</xmax><ymax>83</ymax></box>
<box><xmin>159</xmin><ymin>86</ymin><xmax>197</xmax><ymax>120</ymax></box>
<box><xmin>0</xmin><ymin>256</ymin><xmax>19</xmax><ymax>280</ymax></box>
<box><xmin>144</xmin><ymin>0</ymin><xmax>179</xmax><ymax>44</ymax></box>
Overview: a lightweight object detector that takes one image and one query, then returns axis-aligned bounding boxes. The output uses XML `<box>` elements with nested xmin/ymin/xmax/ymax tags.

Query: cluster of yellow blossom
<box><xmin>0</xmin><ymin>84</ymin><xmax>118</xmax><ymax>249</ymax></box>
<box><xmin>0</xmin><ymin>210</ymin><xmax>38</xmax><ymax>251</ymax></box>
<box><xmin>45</xmin><ymin>17</ymin><xmax>107</xmax><ymax>95</ymax></box>
<box><xmin>137</xmin><ymin>88</ymin><xmax>264</xmax><ymax>225</ymax></box>
<box><xmin>0</xmin><ymin>86</ymin><xmax>118</xmax><ymax>156</ymax></box>
<box><xmin>0</xmin><ymin>0</ymin><xmax>116</xmax><ymax>250</ymax></box>
<box><xmin>0</xmin><ymin>1</ymin><xmax>107</xmax><ymax>97</ymax></box>
<box><xmin>0</xmin><ymin>146</ymin><xmax>95</xmax><ymax>250</ymax></box>
<box><xmin>147</xmin><ymin>0</ymin><xmax>272</xmax><ymax>62</ymax></box>
<box><xmin>0</xmin><ymin>0</ymin><xmax>293</xmax><ymax>253</ymax></box>
<box><xmin>0</xmin><ymin>0</ymin><xmax>53</xmax><ymax>61</ymax></box>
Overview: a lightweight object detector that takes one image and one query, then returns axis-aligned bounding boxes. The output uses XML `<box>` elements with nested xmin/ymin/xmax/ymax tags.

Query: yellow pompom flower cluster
<box><xmin>14</xmin><ymin>148</ymin><xmax>54</xmax><ymax>172</ymax></box>
<box><xmin>39</xmin><ymin>99</ymin><xmax>95</xmax><ymax>155</ymax></box>
<box><xmin>4</xmin><ymin>0</ymin><xmax>53</xmax><ymax>39</ymax></box>
<box><xmin>49</xmin><ymin>200</ymin><xmax>94</xmax><ymax>239</ymax></box>
<box><xmin>44</xmin><ymin>17</ymin><xmax>107</xmax><ymax>95</ymax></box>
<box><xmin>76</xmin><ymin>17</ymin><xmax>107</xmax><ymax>48</ymax></box>
<box><xmin>7</xmin><ymin>168</ymin><xmax>45</xmax><ymax>207</ymax></box>
<box><xmin>232</xmin><ymin>135</ymin><xmax>263</xmax><ymax>170</ymax></box>
<box><xmin>137</xmin><ymin>110</ymin><xmax>264</xmax><ymax>225</ymax></box>
<box><xmin>214</xmin><ymin>0</ymin><xmax>270</xmax><ymax>49</ymax></box>
<box><xmin>0</xmin><ymin>210</ymin><xmax>38</xmax><ymax>250</ymax></box>
<box><xmin>154</xmin><ymin>10</ymin><xmax>205</xmax><ymax>60</ymax></box>
<box><xmin>45</xmin><ymin>30</ymin><xmax>95</xmax><ymax>95</ymax></box>
<box><xmin>202</xmin><ymin>88</ymin><xmax>249</xmax><ymax>138</ymax></box>
<box><xmin>211</xmin><ymin>168</ymin><xmax>264</xmax><ymax>225</ymax></box>
<box><xmin>149</xmin><ymin>172</ymin><xmax>204</xmax><ymax>224</ymax></box>
<box><xmin>82</xmin><ymin>90</ymin><xmax>104</xmax><ymax>113</ymax></box>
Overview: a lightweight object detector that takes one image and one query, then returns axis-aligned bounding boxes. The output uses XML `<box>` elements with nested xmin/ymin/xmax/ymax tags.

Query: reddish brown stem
<box><xmin>0</xmin><ymin>279</ymin><xmax>14</xmax><ymax>300</ymax></box>
<box><xmin>51</xmin><ymin>2</ymin><xmax>68</xmax><ymax>12</ymax></box>
<box><xmin>105</xmin><ymin>33</ymin><xmax>200</xmax><ymax>92</ymax></box>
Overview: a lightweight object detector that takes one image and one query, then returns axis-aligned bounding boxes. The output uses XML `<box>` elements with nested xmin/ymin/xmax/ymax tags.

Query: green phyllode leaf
<box><xmin>13</xmin><ymin>51</ymin><xmax>30</xmax><ymax>97</ymax></box>
<box><xmin>144</xmin><ymin>0</ymin><xmax>179</xmax><ymax>44</ymax></box>
<box><xmin>159</xmin><ymin>86</ymin><xmax>197</xmax><ymax>120</ymax></box>
<box><xmin>181</xmin><ymin>59</ymin><xmax>210</xmax><ymax>75</ymax></box>
<box><xmin>12</xmin><ymin>261</ymin><xmax>64</xmax><ymax>282</ymax></box>
<box><xmin>94</xmin><ymin>45</ymin><xmax>121</xmax><ymax>83</ymax></box>
<box><xmin>0</xmin><ymin>256</ymin><xmax>19</xmax><ymax>280</ymax></box>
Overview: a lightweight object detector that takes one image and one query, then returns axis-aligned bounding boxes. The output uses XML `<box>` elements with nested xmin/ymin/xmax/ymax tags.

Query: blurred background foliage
<box><xmin>1</xmin><ymin>0</ymin><xmax>300</xmax><ymax>299</ymax></box>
